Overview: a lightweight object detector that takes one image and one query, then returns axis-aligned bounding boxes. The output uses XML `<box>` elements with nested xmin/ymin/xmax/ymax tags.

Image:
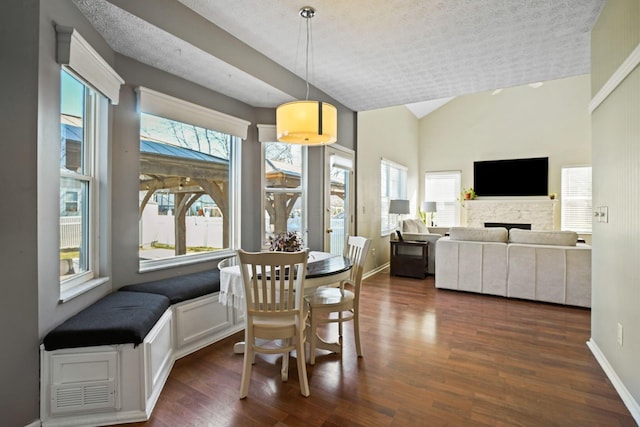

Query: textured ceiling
<box><xmin>73</xmin><ymin>0</ymin><xmax>605</xmax><ymax>115</ymax></box>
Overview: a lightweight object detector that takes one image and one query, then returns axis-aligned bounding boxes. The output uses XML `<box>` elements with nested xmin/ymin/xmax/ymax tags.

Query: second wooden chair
<box><xmin>304</xmin><ymin>236</ymin><xmax>371</xmax><ymax>365</ymax></box>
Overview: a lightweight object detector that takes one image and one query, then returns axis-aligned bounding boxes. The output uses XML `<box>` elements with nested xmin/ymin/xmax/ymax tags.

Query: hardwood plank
<box><xmin>120</xmin><ymin>270</ymin><xmax>636</xmax><ymax>427</ymax></box>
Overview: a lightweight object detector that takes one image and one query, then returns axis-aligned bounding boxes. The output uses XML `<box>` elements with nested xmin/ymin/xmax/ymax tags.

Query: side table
<box><xmin>390</xmin><ymin>240</ymin><xmax>429</xmax><ymax>279</ymax></box>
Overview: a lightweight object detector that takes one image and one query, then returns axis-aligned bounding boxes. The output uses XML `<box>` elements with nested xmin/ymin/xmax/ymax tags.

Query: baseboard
<box><xmin>587</xmin><ymin>338</ymin><xmax>640</xmax><ymax>424</ymax></box>
<box><xmin>25</xmin><ymin>420</ymin><xmax>41</xmax><ymax>427</ymax></box>
<box><xmin>364</xmin><ymin>263</ymin><xmax>388</xmax><ymax>279</ymax></box>
<box><xmin>174</xmin><ymin>323</ymin><xmax>244</xmax><ymax>359</ymax></box>
<box><xmin>41</xmin><ymin>409</ymin><xmax>147</xmax><ymax>427</ymax></box>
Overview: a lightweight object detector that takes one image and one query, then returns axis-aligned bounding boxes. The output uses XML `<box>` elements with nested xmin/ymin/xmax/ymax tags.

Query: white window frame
<box><xmin>425</xmin><ymin>171</ymin><xmax>462</xmax><ymax>227</ymax></box>
<box><xmin>56</xmin><ymin>26</ymin><xmax>123</xmax><ymax>301</ymax></box>
<box><xmin>59</xmin><ymin>69</ymin><xmax>102</xmax><ymax>295</ymax></box>
<box><xmin>137</xmin><ymin>88</ymin><xmax>249</xmax><ymax>272</ymax></box>
<box><xmin>380</xmin><ymin>158</ymin><xmax>407</xmax><ymax>235</ymax></box>
<box><xmin>561</xmin><ymin>165</ymin><xmax>592</xmax><ymax>233</ymax></box>
<box><xmin>259</xmin><ymin>125</ymin><xmax>308</xmax><ymax>249</ymax></box>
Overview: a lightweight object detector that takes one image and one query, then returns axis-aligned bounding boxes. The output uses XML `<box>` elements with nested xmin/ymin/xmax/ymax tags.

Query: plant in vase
<box><xmin>462</xmin><ymin>188</ymin><xmax>477</xmax><ymax>200</ymax></box>
<box><xmin>268</xmin><ymin>231</ymin><xmax>304</xmax><ymax>252</ymax></box>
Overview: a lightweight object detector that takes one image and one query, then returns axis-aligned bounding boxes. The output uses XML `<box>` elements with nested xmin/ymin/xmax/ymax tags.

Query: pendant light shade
<box><xmin>276</xmin><ymin>6</ymin><xmax>337</xmax><ymax>145</ymax></box>
<box><xmin>276</xmin><ymin>100</ymin><xmax>337</xmax><ymax>145</ymax></box>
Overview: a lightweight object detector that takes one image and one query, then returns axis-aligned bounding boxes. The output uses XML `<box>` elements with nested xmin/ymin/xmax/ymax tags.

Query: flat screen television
<box><xmin>473</xmin><ymin>157</ymin><xmax>548</xmax><ymax>196</ymax></box>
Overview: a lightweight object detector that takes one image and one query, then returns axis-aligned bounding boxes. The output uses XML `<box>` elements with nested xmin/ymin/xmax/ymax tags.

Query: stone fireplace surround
<box><xmin>464</xmin><ymin>199</ymin><xmax>556</xmax><ymax>231</ymax></box>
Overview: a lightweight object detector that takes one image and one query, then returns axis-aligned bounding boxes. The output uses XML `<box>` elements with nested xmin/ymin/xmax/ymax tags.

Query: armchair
<box><xmin>398</xmin><ymin>218</ymin><xmax>442</xmax><ymax>274</ymax></box>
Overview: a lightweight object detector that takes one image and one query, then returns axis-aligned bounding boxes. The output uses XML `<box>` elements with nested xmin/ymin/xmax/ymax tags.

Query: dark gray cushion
<box><xmin>43</xmin><ymin>291</ymin><xmax>170</xmax><ymax>351</ymax></box>
<box><xmin>119</xmin><ymin>269</ymin><xmax>220</xmax><ymax>305</ymax></box>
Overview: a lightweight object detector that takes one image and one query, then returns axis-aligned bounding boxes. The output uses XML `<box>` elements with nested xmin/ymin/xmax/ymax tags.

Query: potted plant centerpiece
<box><xmin>268</xmin><ymin>231</ymin><xmax>304</xmax><ymax>252</ymax></box>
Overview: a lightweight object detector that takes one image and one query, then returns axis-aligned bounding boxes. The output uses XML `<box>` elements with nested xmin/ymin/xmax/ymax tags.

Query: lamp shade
<box><xmin>421</xmin><ymin>201</ymin><xmax>437</xmax><ymax>213</ymax></box>
<box><xmin>276</xmin><ymin>100</ymin><xmax>337</xmax><ymax>145</ymax></box>
<box><xmin>389</xmin><ymin>199</ymin><xmax>410</xmax><ymax>215</ymax></box>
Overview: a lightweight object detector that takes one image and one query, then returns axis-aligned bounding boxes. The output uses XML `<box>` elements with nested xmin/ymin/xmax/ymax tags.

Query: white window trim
<box><xmin>260</xmin><ymin>130</ymin><xmax>308</xmax><ymax>249</ymax></box>
<box><xmin>425</xmin><ymin>170</ymin><xmax>462</xmax><ymax>227</ymax></box>
<box><xmin>380</xmin><ymin>158</ymin><xmax>408</xmax><ymax>236</ymax></box>
<box><xmin>55</xmin><ymin>25</ymin><xmax>124</xmax><ymax>104</ymax></box>
<box><xmin>137</xmin><ymin>87</ymin><xmax>251</xmax><ymax>139</ymax></box>
<box><xmin>54</xmin><ymin>23</ymin><xmax>124</xmax><ymax>300</ymax></box>
<box><xmin>257</xmin><ymin>124</ymin><xmax>277</xmax><ymax>142</ymax></box>
<box><xmin>561</xmin><ymin>165</ymin><xmax>592</xmax><ymax>234</ymax></box>
<box><xmin>137</xmin><ymin>90</ymin><xmax>244</xmax><ymax>272</ymax></box>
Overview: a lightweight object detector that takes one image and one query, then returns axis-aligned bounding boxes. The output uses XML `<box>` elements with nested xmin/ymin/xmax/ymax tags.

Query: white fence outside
<box><xmin>60</xmin><ymin>216</ymin><xmax>81</xmax><ymax>249</ymax></box>
<box><xmin>61</xmin><ymin>211</ymin><xmax>345</xmax><ymax>254</ymax></box>
<box><xmin>140</xmin><ymin>203</ymin><xmax>223</xmax><ymax>249</ymax></box>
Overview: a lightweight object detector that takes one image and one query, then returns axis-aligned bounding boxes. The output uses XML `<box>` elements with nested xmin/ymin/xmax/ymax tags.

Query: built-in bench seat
<box><xmin>40</xmin><ymin>266</ymin><xmax>243</xmax><ymax>427</ymax></box>
<box><xmin>43</xmin><ymin>291</ymin><xmax>170</xmax><ymax>351</ymax></box>
<box><xmin>119</xmin><ymin>269</ymin><xmax>220</xmax><ymax>304</ymax></box>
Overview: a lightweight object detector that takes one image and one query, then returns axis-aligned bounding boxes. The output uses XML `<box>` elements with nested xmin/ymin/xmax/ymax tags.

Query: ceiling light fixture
<box><xmin>276</xmin><ymin>6</ymin><xmax>337</xmax><ymax>145</ymax></box>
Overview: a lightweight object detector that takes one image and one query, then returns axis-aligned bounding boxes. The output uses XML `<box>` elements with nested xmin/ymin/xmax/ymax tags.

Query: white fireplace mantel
<box><xmin>464</xmin><ymin>199</ymin><xmax>557</xmax><ymax>230</ymax></box>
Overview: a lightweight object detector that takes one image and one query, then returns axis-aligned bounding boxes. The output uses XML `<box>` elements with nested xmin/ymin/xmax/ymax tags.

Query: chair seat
<box><xmin>305</xmin><ymin>287</ymin><xmax>354</xmax><ymax>307</ymax></box>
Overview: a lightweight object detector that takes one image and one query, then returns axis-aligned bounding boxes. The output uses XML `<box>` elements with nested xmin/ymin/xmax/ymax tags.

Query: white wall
<box><xmin>357</xmin><ymin>106</ymin><xmax>420</xmax><ymax>271</ymax></box>
<box><xmin>590</xmin><ymin>0</ymin><xmax>640</xmax><ymax>420</ymax></box>
<box><xmin>418</xmin><ymin>75</ymin><xmax>592</xmax><ymax>231</ymax></box>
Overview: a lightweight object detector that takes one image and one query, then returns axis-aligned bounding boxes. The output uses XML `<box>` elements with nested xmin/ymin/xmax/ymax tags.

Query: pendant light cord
<box><xmin>305</xmin><ymin>15</ymin><xmax>310</xmax><ymax>101</ymax></box>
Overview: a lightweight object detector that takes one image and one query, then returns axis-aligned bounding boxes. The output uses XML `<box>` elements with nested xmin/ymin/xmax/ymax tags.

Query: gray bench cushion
<box><xmin>43</xmin><ymin>291</ymin><xmax>170</xmax><ymax>351</ymax></box>
<box><xmin>119</xmin><ymin>269</ymin><xmax>220</xmax><ymax>305</ymax></box>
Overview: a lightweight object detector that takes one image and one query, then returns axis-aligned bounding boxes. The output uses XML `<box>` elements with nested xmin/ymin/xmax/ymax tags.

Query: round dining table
<box><xmin>218</xmin><ymin>251</ymin><xmax>352</xmax><ymax>354</ymax></box>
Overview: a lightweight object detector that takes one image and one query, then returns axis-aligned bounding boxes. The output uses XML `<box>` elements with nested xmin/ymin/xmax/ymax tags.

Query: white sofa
<box><xmin>399</xmin><ymin>218</ymin><xmax>443</xmax><ymax>274</ymax></box>
<box><xmin>435</xmin><ymin>227</ymin><xmax>591</xmax><ymax>307</ymax></box>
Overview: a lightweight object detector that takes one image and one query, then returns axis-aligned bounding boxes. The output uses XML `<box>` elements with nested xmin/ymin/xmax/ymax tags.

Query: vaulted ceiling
<box><xmin>73</xmin><ymin>0</ymin><xmax>605</xmax><ymax>117</ymax></box>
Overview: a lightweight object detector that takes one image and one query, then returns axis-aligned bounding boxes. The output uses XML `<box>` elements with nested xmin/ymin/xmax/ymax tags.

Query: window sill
<box><xmin>138</xmin><ymin>250</ymin><xmax>236</xmax><ymax>274</ymax></box>
<box><xmin>59</xmin><ymin>276</ymin><xmax>110</xmax><ymax>303</ymax></box>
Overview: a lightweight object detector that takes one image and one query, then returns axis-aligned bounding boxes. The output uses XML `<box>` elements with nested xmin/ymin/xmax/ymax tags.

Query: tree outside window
<box><xmin>138</xmin><ymin>113</ymin><xmax>237</xmax><ymax>261</ymax></box>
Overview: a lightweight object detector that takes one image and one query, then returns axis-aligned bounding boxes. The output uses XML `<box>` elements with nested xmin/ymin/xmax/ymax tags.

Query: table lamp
<box><xmin>389</xmin><ymin>199</ymin><xmax>410</xmax><ymax>231</ymax></box>
<box><xmin>421</xmin><ymin>201</ymin><xmax>437</xmax><ymax>226</ymax></box>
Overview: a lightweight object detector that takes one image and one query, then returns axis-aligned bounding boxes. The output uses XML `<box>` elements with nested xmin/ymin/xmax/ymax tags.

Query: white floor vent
<box><xmin>52</xmin><ymin>380</ymin><xmax>115</xmax><ymax>414</ymax></box>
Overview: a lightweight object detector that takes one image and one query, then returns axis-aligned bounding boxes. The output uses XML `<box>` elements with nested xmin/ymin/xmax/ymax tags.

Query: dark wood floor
<box><xmin>123</xmin><ymin>270</ymin><xmax>636</xmax><ymax>427</ymax></box>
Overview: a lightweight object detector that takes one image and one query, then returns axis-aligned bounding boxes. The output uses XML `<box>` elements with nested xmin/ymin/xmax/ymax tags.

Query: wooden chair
<box><xmin>237</xmin><ymin>249</ymin><xmax>310</xmax><ymax>399</ymax></box>
<box><xmin>304</xmin><ymin>236</ymin><xmax>371</xmax><ymax>365</ymax></box>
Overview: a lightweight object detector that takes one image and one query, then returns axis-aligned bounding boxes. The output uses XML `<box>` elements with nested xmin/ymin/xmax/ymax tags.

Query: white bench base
<box><xmin>40</xmin><ymin>293</ymin><xmax>244</xmax><ymax>426</ymax></box>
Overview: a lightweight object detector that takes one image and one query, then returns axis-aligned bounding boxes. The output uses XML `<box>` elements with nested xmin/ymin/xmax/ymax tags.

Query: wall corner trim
<box><xmin>590</xmin><ymin>42</ymin><xmax>640</xmax><ymax>114</ymax></box>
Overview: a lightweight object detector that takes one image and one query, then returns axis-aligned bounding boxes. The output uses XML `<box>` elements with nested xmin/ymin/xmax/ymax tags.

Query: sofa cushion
<box><xmin>119</xmin><ymin>269</ymin><xmax>221</xmax><ymax>305</ymax></box>
<box><xmin>43</xmin><ymin>291</ymin><xmax>170</xmax><ymax>351</ymax></box>
<box><xmin>402</xmin><ymin>219</ymin><xmax>429</xmax><ymax>234</ymax></box>
<box><xmin>448</xmin><ymin>227</ymin><xmax>508</xmax><ymax>243</ymax></box>
<box><xmin>509</xmin><ymin>229</ymin><xmax>577</xmax><ymax>246</ymax></box>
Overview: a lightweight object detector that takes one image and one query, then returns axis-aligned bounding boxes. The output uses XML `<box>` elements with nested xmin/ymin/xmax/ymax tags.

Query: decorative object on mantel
<box><xmin>462</xmin><ymin>188</ymin><xmax>477</xmax><ymax>200</ymax></box>
<box><xmin>276</xmin><ymin>6</ymin><xmax>337</xmax><ymax>145</ymax></box>
<box><xmin>549</xmin><ymin>192</ymin><xmax>558</xmax><ymax>200</ymax></box>
<box><xmin>268</xmin><ymin>231</ymin><xmax>304</xmax><ymax>252</ymax></box>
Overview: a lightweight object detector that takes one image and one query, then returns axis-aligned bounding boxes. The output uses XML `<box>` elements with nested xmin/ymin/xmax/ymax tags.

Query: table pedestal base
<box><xmin>232</xmin><ymin>335</ymin><xmax>341</xmax><ymax>358</ymax></box>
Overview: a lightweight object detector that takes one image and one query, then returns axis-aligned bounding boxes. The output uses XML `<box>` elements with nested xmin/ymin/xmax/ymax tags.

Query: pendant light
<box><xmin>276</xmin><ymin>6</ymin><xmax>337</xmax><ymax>145</ymax></box>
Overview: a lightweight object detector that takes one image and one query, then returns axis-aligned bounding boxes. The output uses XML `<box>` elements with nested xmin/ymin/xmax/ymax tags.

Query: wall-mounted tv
<box><xmin>473</xmin><ymin>157</ymin><xmax>548</xmax><ymax>197</ymax></box>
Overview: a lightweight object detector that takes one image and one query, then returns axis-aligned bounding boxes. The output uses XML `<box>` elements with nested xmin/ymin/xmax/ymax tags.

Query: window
<box><xmin>262</xmin><ymin>141</ymin><xmax>307</xmax><ymax>248</ymax></box>
<box><xmin>425</xmin><ymin>171</ymin><xmax>461</xmax><ymax>227</ymax></box>
<box><xmin>59</xmin><ymin>69</ymin><xmax>103</xmax><ymax>289</ymax></box>
<box><xmin>381</xmin><ymin>159</ymin><xmax>407</xmax><ymax>235</ymax></box>
<box><xmin>561</xmin><ymin>166</ymin><xmax>592</xmax><ymax>233</ymax></box>
<box><xmin>55</xmin><ymin>26</ymin><xmax>123</xmax><ymax>300</ymax></box>
<box><xmin>137</xmin><ymin>88</ymin><xmax>249</xmax><ymax>269</ymax></box>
